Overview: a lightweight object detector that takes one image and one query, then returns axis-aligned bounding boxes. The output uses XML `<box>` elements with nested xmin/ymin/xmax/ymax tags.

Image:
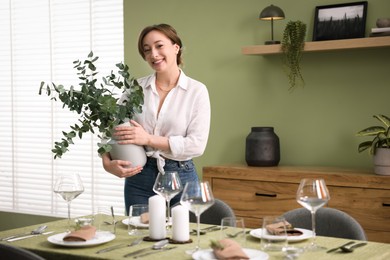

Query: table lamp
<box><xmin>259</xmin><ymin>4</ymin><xmax>285</xmax><ymax>45</ymax></box>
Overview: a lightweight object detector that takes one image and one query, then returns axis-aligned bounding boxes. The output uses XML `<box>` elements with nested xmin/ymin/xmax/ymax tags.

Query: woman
<box><xmin>102</xmin><ymin>24</ymin><xmax>211</xmax><ymax>213</ymax></box>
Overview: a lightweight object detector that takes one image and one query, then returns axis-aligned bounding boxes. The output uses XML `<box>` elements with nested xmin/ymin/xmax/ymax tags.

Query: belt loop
<box><xmin>179</xmin><ymin>161</ymin><xmax>185</xmax><ymax>168</ymax></box>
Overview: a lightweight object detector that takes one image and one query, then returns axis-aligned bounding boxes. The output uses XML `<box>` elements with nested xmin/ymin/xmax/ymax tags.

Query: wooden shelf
<box><xmin>242</xmin><ymin>36</ymin><xmax>390</xmax><ymax>55</ymax></box>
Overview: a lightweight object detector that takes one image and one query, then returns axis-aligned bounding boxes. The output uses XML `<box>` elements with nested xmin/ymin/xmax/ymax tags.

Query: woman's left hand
<box><xmin>114</xmin><ymin>120</ymin><xmax>150</xmax><ymax>146</ymax></box>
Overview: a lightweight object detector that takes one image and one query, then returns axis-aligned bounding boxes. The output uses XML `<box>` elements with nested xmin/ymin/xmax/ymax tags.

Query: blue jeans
<box><xmin>124</xmin><ymin>157</ymin><xmax>199</xmax><ymax>215</ymax></box>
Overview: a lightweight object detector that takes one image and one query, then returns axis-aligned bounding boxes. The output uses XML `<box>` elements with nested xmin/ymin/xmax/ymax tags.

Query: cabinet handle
<box><xmin>383</xmin><ymin>203</ymin><xmax>390</xmax><ymax>207</ymax></box>
<box><xmin>255</xmin><ymin>192</ymin><xmax>277</xmax><ymax>198</ymax></box>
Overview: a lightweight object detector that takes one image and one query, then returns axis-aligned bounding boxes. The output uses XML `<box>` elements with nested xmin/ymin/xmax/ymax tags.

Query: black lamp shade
<box><xmin>259</xmin><ymin>4</ymin><xmax>285</xmax><ymax>45</ymax></box>
<box><xmin>259</xmin><ymin>5</ymin><xmax>285</xmax><ymax>20</ymax></box>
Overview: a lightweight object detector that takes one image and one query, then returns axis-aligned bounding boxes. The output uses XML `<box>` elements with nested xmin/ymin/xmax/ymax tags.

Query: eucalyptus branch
<box><xmin>39</xmin><ymin>51</ymin><xmax>144</xmax><ymax>159</ymax></box>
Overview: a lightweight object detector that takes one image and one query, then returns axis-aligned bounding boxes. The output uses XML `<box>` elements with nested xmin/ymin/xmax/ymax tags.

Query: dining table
<box><xmin>0</xmin><ymin>216</ymin><xmax>389</xmax><ymax>260</ymax></box>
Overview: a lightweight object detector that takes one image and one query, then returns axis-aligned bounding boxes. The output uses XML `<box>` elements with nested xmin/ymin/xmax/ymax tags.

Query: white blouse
<box><xmin>123</xmin><ymin>70</ymin><xmax>211</xmax><ymax>164</ymax></box>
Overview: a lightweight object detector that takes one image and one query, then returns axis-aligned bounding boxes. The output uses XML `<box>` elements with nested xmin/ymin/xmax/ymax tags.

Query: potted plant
<box><xmin>281</xmin><ymin>20</ymin><xmax>307</xmax><ymax>91</ymax></box>
<box><xmin>356</xmin><ymin>114</ymin><xmax>390</xmax><ymax>175</ymax></box>
<box><xmin>39</xmin><ymin>51</ymin><xmax>146</xmax><ymax>166</ymax></box>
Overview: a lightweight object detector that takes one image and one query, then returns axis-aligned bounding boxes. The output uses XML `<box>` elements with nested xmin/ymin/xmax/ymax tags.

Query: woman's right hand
<box><xmin>102</xmin><ymin>153</ymin><xmax>143</xmax><ymax>178</ymax></box>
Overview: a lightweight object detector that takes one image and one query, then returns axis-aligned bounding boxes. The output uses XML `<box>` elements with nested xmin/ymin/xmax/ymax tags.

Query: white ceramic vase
<box><xmin>373</xmin><ymin>148</ymin><xmax>390</xmax><ymax>176</ymax></box>
<box><xmin>108</xmin><ymin>121</ymin><xmax>147</xmax><ymax>167</ymax></box>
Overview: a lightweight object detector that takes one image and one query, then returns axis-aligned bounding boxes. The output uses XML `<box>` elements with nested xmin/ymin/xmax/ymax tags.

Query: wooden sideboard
<box><xmin>203</xmin><ymin>165</ymin><xmax>390</xmax><ymax>243</ymax></box>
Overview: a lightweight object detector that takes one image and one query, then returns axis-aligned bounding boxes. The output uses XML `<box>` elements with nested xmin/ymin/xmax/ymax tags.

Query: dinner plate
<box><xmin>122</xmin><ymin>217</ymin><xmax>149</xmax><ymax>228</ymax></box>
<box><xmin>250</xmin><ymin>228</ymin><xmax>312</xmax><ymax>242</ymax></box>
<box><xmin>192</xmin><ymin>248</ymin><xmax>269</xmax><ymax>260</ymax></box>
<box><xmin>47</xmin><ymin>231</ymin><xmax>115</xmax><ymax>247</ymax></box>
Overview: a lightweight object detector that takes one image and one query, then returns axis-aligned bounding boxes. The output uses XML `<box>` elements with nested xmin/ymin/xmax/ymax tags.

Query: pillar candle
<box><xmin>172</xmin><ymin>205</ymin><xmax>190</xmax><ymax>242</ymax></box>
<box><xmin>148</xmin><ymin>195</ymin><xmax>166</xmax><ymax>239</ymax></box>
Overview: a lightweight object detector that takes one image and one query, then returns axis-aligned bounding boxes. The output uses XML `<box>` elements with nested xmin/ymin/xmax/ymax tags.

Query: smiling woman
<box><xmin>0</xmin><ymin>0</ymin><xmax>125</xmax><ymax>218</ymax></box>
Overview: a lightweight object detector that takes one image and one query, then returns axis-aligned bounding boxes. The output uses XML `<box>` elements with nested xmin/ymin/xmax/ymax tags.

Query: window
<box><xmin>0</xmin><ymin>0</ymin><xmax>126</xmax><ymax>218</ymax></box>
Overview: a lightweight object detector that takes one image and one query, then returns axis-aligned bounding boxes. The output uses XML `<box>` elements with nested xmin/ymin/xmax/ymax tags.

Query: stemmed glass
<box><xmin>180</xmin><ymin>180</ymin><xmax>215</xmax><ymax>254</ymax></box>
<box><xmin>153</xmin><ymin>171</ymin><xmax>183</xmax><ymax>229</ymax></box>
<box><xmin>53</xmin><ymin>173</ymin><xmax>84</xmax><ymax>231</ymax></box>
<box><xmin>296</xmin><ymin>178</ymin><xmax>330</xmax><ymax>251</ymax></box>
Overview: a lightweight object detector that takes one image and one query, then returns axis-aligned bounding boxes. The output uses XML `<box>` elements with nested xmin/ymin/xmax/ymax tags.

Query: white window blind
<box><xmin>0</xmin><ymin>0</ymin><xmax>126</xmax><ymax>218</ymax></box>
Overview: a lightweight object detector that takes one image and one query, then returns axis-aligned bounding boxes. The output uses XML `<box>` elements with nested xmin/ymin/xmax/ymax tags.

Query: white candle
<box><xmin>172</xmin><ymin>205</ymin><xmax>189</xmax><ymax>242</ymax></box>
<box><xmin>148</xmin><ymin>195</ymin><xmax>166</xmax><ymax>239</ymax></box>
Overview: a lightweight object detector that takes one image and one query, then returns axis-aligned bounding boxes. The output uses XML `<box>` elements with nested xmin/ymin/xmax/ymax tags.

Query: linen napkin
<box><xmin>211</xmin><ymin>239</ymin><xmax>249</xmax><ymax>260</ymax></box>
<box><xmin>266</xmin><ymin>220</ymin><xmax>303</xmax><ymax>236</ymax></box>
<box><xmin>63</xmin><ymin>225</ymin><xmax>97</xmax><ymax>242</ymax></box>
<box><xmin>140</xmin><ymin>212</ymin><xmax>149</xmax><ymax>224</ymax></box>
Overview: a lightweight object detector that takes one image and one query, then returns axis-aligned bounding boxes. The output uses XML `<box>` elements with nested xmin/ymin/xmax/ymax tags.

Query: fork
<box><xmin>96</xmin><ymin>237</ymin><xmax>143</xmax><ymax>254</ymax></box>
<box><xmin>326</xmin><ymin>241</ymin><xmax>355</xmax><ymax>253</ymax></box>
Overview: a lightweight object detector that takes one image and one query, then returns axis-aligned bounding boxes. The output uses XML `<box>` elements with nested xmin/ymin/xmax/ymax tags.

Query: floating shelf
<box><xmin>241</xmin><ymin>36</ymin><xmax>390</xmax><ymax>55</ymax></box>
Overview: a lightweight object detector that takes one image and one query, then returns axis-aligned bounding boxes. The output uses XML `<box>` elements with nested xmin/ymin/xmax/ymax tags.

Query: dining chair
<box><xmin>173</xmin><ymin>198</ymin><xmax>236</xmax><ymax>225</ymax></box>
<box><xmin>282</xmin><ymin>207</ymin><xmax>367</xmax><ymax>241</ymax></box>
<box><xmin>0</xmin><ymin>243</ymin><xmax>46</xmax><ymax>260</ymax></box>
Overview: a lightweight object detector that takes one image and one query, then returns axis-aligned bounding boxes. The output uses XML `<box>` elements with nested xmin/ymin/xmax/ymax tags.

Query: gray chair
<box><xmin>0</xmin><ymin>244</ymin><xmax>45</xmax><ymax>260</ymax></box>
<box><xmin>282</xmin><ymin>207</ymin><xmax>367</xmax><ymax>241</ymax></box>
<box><xmin>173</xmin><ymin>198</ymin><xmax>236</xmax><ymax>225</ymax></box>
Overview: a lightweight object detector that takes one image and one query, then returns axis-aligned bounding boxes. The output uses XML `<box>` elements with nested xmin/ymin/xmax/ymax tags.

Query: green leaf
<box><xmin>356</xmin><ymin>126</ymin><xmax>385</xmax><ymax>136</ymax></box>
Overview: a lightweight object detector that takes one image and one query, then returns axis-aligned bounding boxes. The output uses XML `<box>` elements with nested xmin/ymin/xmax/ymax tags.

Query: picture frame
<box><xmin>313</xmin><ymin>1</ymin><xmax>368</xmax><ymax>41</ymax></box>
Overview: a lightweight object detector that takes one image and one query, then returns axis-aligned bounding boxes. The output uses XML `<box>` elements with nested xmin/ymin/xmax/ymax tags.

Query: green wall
<box><xmin>2</xmin><ymin>0</ymin><xmax>389</xmax><ymax>231</ymax></box>
<box><xmin>124</xmin><ymin>0</ymin><xmax>390</xmax><ymax>174</ymax></box>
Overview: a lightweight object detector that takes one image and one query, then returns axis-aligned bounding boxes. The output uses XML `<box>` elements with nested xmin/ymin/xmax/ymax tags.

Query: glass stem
<box><xmin>166</xmin><ymin>199</ymin><xmax>171</xmax><ymax>230</ymax></box>
<box><xmin>67</xmin><ymin>201</ymin><xmax>71</xmax><ymax>232</ymax></box>
<box><xmin>311</xmin><ymin>210</ymin><xmax>316</xmax><ymax>246</ymax></box>
<box><xmin>196</xmin><ymin>214</ymin><xmax>201</xmax><ymax>250</ymax></box>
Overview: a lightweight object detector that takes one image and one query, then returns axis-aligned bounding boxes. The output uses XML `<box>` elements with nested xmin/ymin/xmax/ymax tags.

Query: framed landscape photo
<box><xmin>313</xmin><ymin>1</ymin><xmax>368</xmax><ymax>41</ymax></box>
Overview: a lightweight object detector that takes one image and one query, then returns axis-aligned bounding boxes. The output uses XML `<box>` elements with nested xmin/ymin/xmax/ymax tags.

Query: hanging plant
<box><xmin>281</xmin><ymin>20</ymin><xmax>307</xmax><ymax>90</ymax></box>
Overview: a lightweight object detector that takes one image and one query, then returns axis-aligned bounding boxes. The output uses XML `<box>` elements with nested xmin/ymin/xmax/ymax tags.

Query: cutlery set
<box><xmin>190</xmin><ymin>225</ymin><xmax>221</xmax><ymax>235</ymax></box>
<box><xmin>0</xmin><ymin>225</ymin><xmax>54</xmax><ymax>242</ymax></box>
<box><xmin>326</xmin><ymin>241</ymin><xmax>367</xmax><ymax>253</ymax></box>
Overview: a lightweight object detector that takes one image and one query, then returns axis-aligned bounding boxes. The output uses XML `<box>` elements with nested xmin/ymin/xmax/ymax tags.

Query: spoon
<box><xmin>1</xmin><ymin>225</ymin><xmax>47</xmax><ymax>241</ymax></box>
<box><xmin>123</xmin><ymin>239</ymin><xmax>169</xmax><ymax>257</ymax></box>
<box><xmin>227</xmin><ymin>230</ymin><xmax>245</xmax><ymax>238</ymax></box>
<box><xmin>340</xmin><ymin>242</ymin><xmax>367</xmax><ymax>253</ymax></box>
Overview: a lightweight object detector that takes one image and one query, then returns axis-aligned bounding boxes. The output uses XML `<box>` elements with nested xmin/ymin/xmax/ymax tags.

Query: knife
<box><xmin>133</xmin><ymin>246</ymin><xmax>177</xmax><ymax>258</ymax></box>
<box><xmin>7</xmin><ymin>231</ymin><xmax>55</xmax><ymax>242</ymax></box>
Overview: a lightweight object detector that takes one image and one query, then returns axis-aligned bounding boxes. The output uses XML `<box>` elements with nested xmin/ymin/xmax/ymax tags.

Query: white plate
<box><xmin>47</xmin><ymin>231</ymin><xmax>115</xmax><ymax>247</ymax></box>
<box><xmin>250</xmin><ymin>228</ymin><xmax>312</xmax><ymax>242</ymax></box>
<box><xmin>122</xmin><ymin>217</ymin><xmax>149</xmax><ymax>228</ymax></box>
<box><xmin>192</xmin><ymin>248</ymin><xmax>269</xmax><ymax>260</ymax></box>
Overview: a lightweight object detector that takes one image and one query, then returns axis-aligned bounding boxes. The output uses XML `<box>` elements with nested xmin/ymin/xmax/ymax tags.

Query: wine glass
<box><xmin>296</xmin><ymin>178</ymin><xmax>330</xmax><ymax>251</ymax></box>
<box><xmin>53</xmin><ymin>173</ymin><xmax>84</xmax><ymax>231</ymax></box>
<box><xmin>153</xmin><ymin>171</ymin><xmax>183</xmax><ymax>229</ymax></box>
<box><xmin>180</xmin><ymin>180</ymin><xmax>215</xmax><ymax>254</ymax></box>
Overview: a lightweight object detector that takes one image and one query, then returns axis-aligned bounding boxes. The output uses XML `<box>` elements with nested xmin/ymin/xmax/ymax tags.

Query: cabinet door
<box><xmin>327</xmin><ymin>185</ymin><xmax>390</xmax><ymax>242</ymax></box>
<box><xmin>211</xmin><ymin>178</ymin><xmax>299</xmax><ymax>228</ymax></box>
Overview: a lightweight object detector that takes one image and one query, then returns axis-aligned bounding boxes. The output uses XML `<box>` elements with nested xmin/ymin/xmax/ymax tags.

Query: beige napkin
<box><xmin>212</xmin><ymin>239</ymin><xmax>249</xmax><ymax>260</ymax></box>
<box><xmin>140</xmin><ymin>212</ymin><xmax>149</xmax><ymax>224</ymax></box>
<box><xmin>266</xmin><ymin>221</ymin><xmax>303</xmax><ymax>236</ymax></box>
<box><xmin>63</xmin><ymin>225</ymin><xmax>97</xmax><ymax>242</ymax></box>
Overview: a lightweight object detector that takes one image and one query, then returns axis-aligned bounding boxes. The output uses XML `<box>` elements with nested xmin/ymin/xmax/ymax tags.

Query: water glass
<box><xmin>93</xmin><ymin>206</ymin><xmax>116</xmax><ymax>234</ymax></box>
<box><xmin>221</xmin><ymin>217</ymin><xmax>246</xmax><ymax>246</ymax></box>
<box><xmin>261</xmin><ymin>216</ymin><xmax>288</xmax><ymax>251</ymax></box>
<box><xmin>128</xmin><ymin>204</ymin><xmax>149</xmax><ymax>236</ymax></box>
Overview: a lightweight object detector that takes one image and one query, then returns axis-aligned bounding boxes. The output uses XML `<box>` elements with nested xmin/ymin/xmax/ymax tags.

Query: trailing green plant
<box><xmin>281</xmin><ymin>20</ymin><xmax>307</xmax><ymax>90</ymax></box>
<box><xmin>356</xmin><ymin>114</ymin><xmax>390</xmax><ymax>155</ymax></box>
<box><xmin>39</xmin><ymin>51</ymin><xmax>144</xmax><ymax>159</ymax></box>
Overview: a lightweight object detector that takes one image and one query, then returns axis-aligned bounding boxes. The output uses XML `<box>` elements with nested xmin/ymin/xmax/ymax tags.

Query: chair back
<box><xmin>0</xmin><ymin>244</ymin><xmax>46</xmax><ymax>260</ymax></box>
<box><xmin>173</xmin><ymin>198</ymin><xmax>235</xmax><ymax>225</ymax></box>
<box><xmin>282</xmin><ymin>207</ymin><xmax>367</xmax><ymax>241</ymax></box>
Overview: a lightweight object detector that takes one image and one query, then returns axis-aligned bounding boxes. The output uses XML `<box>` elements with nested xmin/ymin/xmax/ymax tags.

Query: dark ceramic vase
<box><xmin>245</xmin><ymin>127</ymin><xmax>280</xmax><ymax>166</ymax></box>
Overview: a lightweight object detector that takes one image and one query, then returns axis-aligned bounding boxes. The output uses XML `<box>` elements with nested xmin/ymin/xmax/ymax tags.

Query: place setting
<box><xmin>47</xmin><ymin>173</ymin><xmax>116</xmax><ymax>248</ymax></box>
